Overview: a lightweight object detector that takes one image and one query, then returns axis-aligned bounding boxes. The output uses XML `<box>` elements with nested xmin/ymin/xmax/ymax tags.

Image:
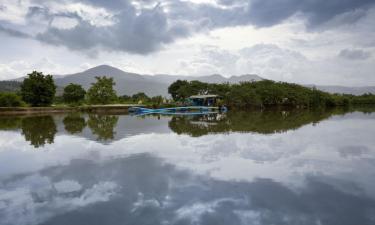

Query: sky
<box><xmin>0</xmin><ymin>0</ymin><xmax>374</xmax><ymax>86</ymax></box>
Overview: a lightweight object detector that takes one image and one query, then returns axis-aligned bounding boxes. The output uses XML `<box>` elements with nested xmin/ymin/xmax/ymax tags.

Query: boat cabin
<box><xmin>188</xmin><ymin>95</ymin><xmax>219</xmax><ymax>106</ymax></box>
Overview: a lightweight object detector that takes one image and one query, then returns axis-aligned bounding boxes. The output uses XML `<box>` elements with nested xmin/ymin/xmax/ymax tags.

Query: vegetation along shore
<box><xmin>1</xmin><ymin>71</ymin><xmax>375</xmax><ymax>114</ymax></box>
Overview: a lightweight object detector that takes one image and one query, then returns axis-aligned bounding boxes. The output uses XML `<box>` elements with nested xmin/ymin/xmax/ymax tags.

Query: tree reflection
<box><xmin>168</xmin><ymin>108</ymin><xmax>349</xmax><ymax>137</ymax></box>
<box><xmin>0</xmin><ymin>117</ymin><xmax>22</xmax><ymax>130</ymax></box>
<box><xmin>63</xmin><ymin>114</ymin><xmax>86</xmax><ymax>134</ymax></box>
<box><xmin>21</xmin><ymin>116</ymin><xmax>57</xmax><ymax>148</ymax></box>
<box><xmin>87</xmin><ymin>114</ymin><xmax>119</xmax><ymax>141</ymax></box>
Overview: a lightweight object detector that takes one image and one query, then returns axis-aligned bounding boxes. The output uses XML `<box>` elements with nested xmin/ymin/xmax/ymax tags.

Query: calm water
<box><xmin>0</xmin><ymin>109</ymin><xmax>375</xmax><ymax>225</ymax></box>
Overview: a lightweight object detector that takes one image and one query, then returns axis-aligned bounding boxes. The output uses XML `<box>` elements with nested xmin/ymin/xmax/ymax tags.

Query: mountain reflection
<box><xmin>1</xmin><ymin>154</ymin><xmax>374</xmax><ymax>225</ymax></box>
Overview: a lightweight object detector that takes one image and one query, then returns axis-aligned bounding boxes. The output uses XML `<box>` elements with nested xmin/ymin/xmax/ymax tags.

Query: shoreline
<box><xmin>0</xmin><ymin>104</ymin><xmax>142</xmax><ymax>115</ymax></box>
<box><xmin>1</xmin><ymin>104</ymin><xmax>374</xmax><ymax>116</ymax></box>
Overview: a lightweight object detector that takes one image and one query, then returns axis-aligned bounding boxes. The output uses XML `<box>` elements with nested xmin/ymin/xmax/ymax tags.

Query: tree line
<box><xmin>0</xmin><ymin>71</ymin><xmax>166</xmax><ymax>107</ymax></box>
<box><xmin>168</xmin><ymin>79</ymin><xmax>375</xmax><ymax>108</ymax></box>
<box><xmin>1</xmin><ymin>71</ymin><xmax>375</xmax><ymax>108</ymax></box>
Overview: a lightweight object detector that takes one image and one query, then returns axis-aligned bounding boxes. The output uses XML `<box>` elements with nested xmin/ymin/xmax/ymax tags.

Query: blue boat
<box><xmin>129</xmin><ymin>106</ymin><xmax>227</xmax><ymax>115</ymax></box>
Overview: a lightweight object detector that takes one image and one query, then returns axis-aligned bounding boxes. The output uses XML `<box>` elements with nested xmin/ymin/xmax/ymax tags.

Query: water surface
<box><xmin>0</xmin><ymin>108</ymin><xmax>375</xmax><ymax>225</ymax></box>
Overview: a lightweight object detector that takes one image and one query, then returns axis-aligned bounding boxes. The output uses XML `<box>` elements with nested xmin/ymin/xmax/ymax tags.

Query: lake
<box><xmin>0</xmin><ymin>108</ymin><xmax>375</xmax><ymax>225</ymax></box>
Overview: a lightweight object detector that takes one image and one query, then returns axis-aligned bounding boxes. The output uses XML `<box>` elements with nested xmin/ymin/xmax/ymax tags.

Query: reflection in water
<box><xmin>169</xmin><ymin>109</ymin><xmax>343</xmax><ymax>136</ymax></box>
<box><xmin>63</xmin><ymin>114</ymin><xmax>86</xmax><ymax>134</ymax></box>
<box><xmin>1</xmin><ymin>154</ymin><xmax>374</xmax><ymax>225</ymax></box>
<box><xmin>87</xmin><ymin>114</ymin><xmax>119</xmax><ymax>141</ymax></box>
<box><xmin>0</xmin><ymin>108</ymin><xmax>375</xmax><ymax>225</ymax></box>
<box><xmin>21</xmin><ymin>116</ymin><xmax>57</xmax><ymax>148</ymax></box>
<box><xmin>0</xmin><ymin>117</ymin><xmax>22</xmax><ymax>130</ymax></box>
<box><xmin>0</xmin><ymin>108</ymin><xmax>372</xmax><ymax>146</ymax></box>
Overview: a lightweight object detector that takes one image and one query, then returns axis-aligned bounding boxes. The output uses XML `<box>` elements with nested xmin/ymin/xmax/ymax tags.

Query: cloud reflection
<box><xmin>0</xmin><ymin>154</ymin><xmax>374</xmax><ymax>225</ymax></box>
<box><xmin>0</xmin><ymin>109</ymin><xmax>375</xmax><ymax>224</ymax></box>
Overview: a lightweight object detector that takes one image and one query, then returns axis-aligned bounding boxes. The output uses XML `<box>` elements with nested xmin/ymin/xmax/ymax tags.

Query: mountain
<box><xmin>0</xmin><ymin>81</ymin><xmax>22</xmax><ymax>92</ymax></box>
<box><xmin>53</xmin><ymin>65</ymin><xmax>168</xmax><ymax>96</ymax></box>
<box><xmin>306</xmin><ymin>85</ymin><xmax>375</xmax><ymax>95</ymax></box>
<box><xmin>53</xmin><ymin>65</ymin><xmax>263</xmax><ymax>96</ymax></box>
<box><xmin>2</xmin><ymin>65</ymin><xmax>374</xmax><ymax>96</ymax></box>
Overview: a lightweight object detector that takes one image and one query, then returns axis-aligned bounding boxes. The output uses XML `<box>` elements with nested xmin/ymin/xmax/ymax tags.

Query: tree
<box><xmin>189</xmin><ymin>80</ymin><xmax>209</xmax><ymax>95</ymax></box>
<box><xmin>119</xmin><ymin>95</ymin><xmax>132</xmax><ymax>102</ymax></box>
<box><xmin>20</xmin><ymin>71</ymin><xmax>56</xmax><ymax>106</ymax></box>
<box><xmin>87</xmin><ymin>76</ymin><xmax>117</xmax><ymax>104</ymax></box>
<box><xmin>63</xmin><ymin>83</ymin><xmax>86</xmax><ymax>104</ymax></box>
<box><xmin>168</xmin><ymin>80</ymin><xmax>189</xmax><ymax>101</ymax></box>
<box><xmin>151</xmin><ymin>95</ymin><xmax>164</xmax><ymax>105</ymax></box>
<box><xmin>227</xmin><ymin>84</ymin><xmax>261</xmax><ymax>108</ymax></box>
<box><xmin>132</xmin><ymin>92</ymin><xmax>149</xmax><ymax>103</ymax></box>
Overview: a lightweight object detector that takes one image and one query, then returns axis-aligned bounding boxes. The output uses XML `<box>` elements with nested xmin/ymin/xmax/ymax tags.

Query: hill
<box><xmin>308</xmin><ymin>85</ymin><xmax>375</xmax><ymax>95</ymax></box>
<box><xmin>0</xmin><ymin>81</ymin><xmax>22</xmax><ymax>92</ymax></box>
<box><xmin>1</xmin><ymin>65</ymin><xmax>374</xmax><ymax>96</ymax></box>
<box><xmin>52</xmin><ymin>65</ymin><xmax>263</xmax><ymax>96</ymax></box>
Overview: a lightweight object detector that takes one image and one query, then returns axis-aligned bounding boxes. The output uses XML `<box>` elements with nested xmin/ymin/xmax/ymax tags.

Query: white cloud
<box><xmin>54</xmin><ymin>180</ymin><xmax>82</xmax><ymax>193</ymax></box>
<box><xmin>54</xmin><ymin>2</ymin><xmax>115</xmax><ymax>27</ymax></box>
<box><xmin>175</xmin><ymin>198</ymin><xmax>244</xmax><ymax>223</ymax></box>
<box><xmin>0</xmin><ymin>0</ymin><xmax>30</xmax><ymax>24</ymax></box>
<box><xmin>0</xmin><ymin>0</ymin><xmax>374</xmax><ymax>85</ymax></box>
<box><xmin>234</xmin><ymin>210</ymin><xmax>262</xmax><ymax>225</ymax></box>
<box><xmin>51</xmin><ymin>17</ymin><xmax>79</xmax><ymax>29</ymax></box>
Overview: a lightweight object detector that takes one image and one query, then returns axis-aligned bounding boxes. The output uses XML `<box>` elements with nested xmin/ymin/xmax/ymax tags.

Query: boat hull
<box><xmin>129</xmin><ymin>106</ymin><xmax>227</xmax><ymax>114</ymax></box>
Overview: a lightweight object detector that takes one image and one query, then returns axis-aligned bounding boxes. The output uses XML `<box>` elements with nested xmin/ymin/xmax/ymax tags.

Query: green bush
<box><xmin>119</xmin><ymin>95</ymin><xmax>133</xmax><ymax>103</ymax></box>
<box><xmin>132</xmin><ymin>92</ymin><xmax>150</xmax><ymax>103</ymax></box>
<box><xmin>0</xmin><ymin>92</ymin><xmax>25</xmax><ymax>107</ymax></box>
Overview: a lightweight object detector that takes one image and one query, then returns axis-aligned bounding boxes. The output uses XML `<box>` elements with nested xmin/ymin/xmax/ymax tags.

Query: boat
<box><xmin>128</xmin><ymin>106</ymin><xmax>227</xmax><ymax>115</ymax></box>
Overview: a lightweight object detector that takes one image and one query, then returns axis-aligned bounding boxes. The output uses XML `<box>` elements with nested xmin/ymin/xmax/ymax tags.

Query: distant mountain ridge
<box><xmin>306</xmin><ymin>85</ymin><xmax>375</xmax><ymax>96</ymax></box>
<box><xmin>52</xmin><ymin>65</ymin><xmax>263</xmax><ymax>96</ymax></box>
<box><xmin>2</xmin><ymin>65</ymin><xmax>375</xmax><ymax>96</ymax></box>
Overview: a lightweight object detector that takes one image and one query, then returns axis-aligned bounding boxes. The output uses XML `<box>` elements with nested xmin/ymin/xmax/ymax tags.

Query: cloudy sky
<box><xmin>0</xmin><ymin>0</ymin><xmax>374</xmax><ymax>86</ymax></box>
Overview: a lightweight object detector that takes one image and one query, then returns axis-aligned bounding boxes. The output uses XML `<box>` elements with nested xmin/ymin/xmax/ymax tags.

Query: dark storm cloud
<box><xmin>164</xmin><ymin>0</ymin><xmax>375</xmax><ymax>30</ymax></box>
<box><xmin>244</xmin><ymin>0</ymin><xmax>375</xmax><ymax>28</ymax></box>
<box><xmin>26</xmin><ymin>6</ymin><xmax>49</xmax><ymax>18</ymax></box>
<box><xmin>339</xmin><ymin>49</ymin><xmax>372</xmax><ymax>60</ymax></box>
<box><xmin>35</xmin><ymin>4</ymin><xmax>190</xmax><ymax>54</ymax></box>
<box><xmin>1</xmin><ymin>0</ymin><xmax>375</xmax><ymax>54</ymax></box>
<box><xmin>26</xmin><ymin>5</ymin><xmax>86</xmax><ymax>23</ymax></box>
